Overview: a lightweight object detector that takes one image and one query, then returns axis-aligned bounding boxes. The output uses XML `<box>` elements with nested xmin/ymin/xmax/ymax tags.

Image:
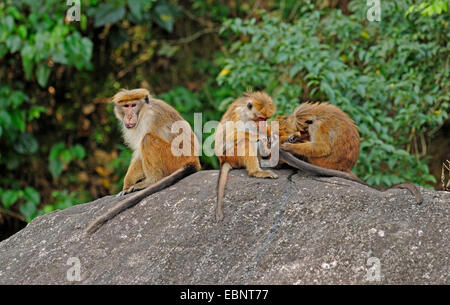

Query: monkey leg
<box><xmin>281</xmin><ymin>141</ymin><xmax>331</xmax><ymax>158</ymax></box>
<box><xmin>120</xmin><ymin>133</ymin><xmax>170</xmax><ymax>195</ymax></box>
<box><xmin>123</xmin><ymin>155</ymin><xmax>145</xmax><ymax>191</ymax></box>
<box><xmin>242</xmin><ymin>140</ymin><xmax>278</xmax><ymax>179</ymax></box>
<box><xmin>116</xmin><ymin>156</ymin><xmax>146</xmax><ymax>196</ymax></box>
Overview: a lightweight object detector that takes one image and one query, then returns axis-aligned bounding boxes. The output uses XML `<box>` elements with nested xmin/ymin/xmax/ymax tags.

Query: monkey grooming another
<box><xmin>214</xmin><ymin>91</ymin><xmax>278</xmax><ymax>221</ymax></box>
<box><xmin>278</xmin><ymin>102</ymin><xmax>422</xmax><ymax>204</ymax></box>
<box><xmin>85</xmin><ymin>88</ymin><xmax>201</xmax><ymax>235</ymax></box>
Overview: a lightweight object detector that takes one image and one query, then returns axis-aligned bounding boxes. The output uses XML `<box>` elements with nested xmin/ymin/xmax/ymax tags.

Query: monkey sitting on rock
<box><xmin>85</xmin><ymin>88</ymin><xmax>200</xmax><ymax>235</ymax></box>
<box><xmin>276</xmin><ymin>102</ymin><xmax>423</xmax><ymax>204</ymax></box>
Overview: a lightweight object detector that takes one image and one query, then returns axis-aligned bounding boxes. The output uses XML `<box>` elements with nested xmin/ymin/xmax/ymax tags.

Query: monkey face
<box><xmin>112</xmin><ymin>88</ymin><xmax>151</xmax><ymax>130</ymax></box>
<box><xmin>115</xmin><ymin>100</ymin><xmax>144</xmax><ymax>129</ymax></box>
<box><xmin>294</xmin><ymin>115</ymin><xmax>315</xmax><ymax>138</ymax></box>
<box><xmin>293</xmin><ymin>104</ymin><xmax>320</xmax><ymax>137</ymax></box>
<box><xmin>244</xmin><ymin>99</ymin><xmax>268</xmax><ymax>122</ymax></box>
<box><xmin>278</xmin><ymin>115</ymin><xmax>310</xmax><ymax>143</ymax></box>
<box><xmin>243</xmin><ymin>91</ymin><xmax>276</xmax><ymax>125</ymax></box>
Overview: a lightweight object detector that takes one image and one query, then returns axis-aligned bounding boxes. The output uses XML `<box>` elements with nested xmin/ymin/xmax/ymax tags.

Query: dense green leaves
<box><xmin>48</xmin><ymin>142</ymin><xmax>86</xmax><ymax>179</ymax></box>
<box><xmin>13</xmin><ymin>133</ymin><xmax>38</xmax><ymax>154</ymax></box>
<box><xmin>88</xmin><ymin>0</ymin><xmax>178</xmax><ymax>32</ymax></box>
<box><xmin>0</xmin><ymin>0</ymin><xmax>184</xmax><ymax>223</ymax></box>
<box><xmin>152</xmin><ymin>1</ymin><xmax>179</xmax><ymax>32</ymax></box>
<box><xmin>1</xmin><ymin>190</ymin><xmax>22</xmax><ymax>209</ymax></box>
<box><xmin>1</xmin><ymin>2</ymin><xmax>93</xmax><ymax>87</ymax></box>
<box><xmin>93</xmin><ymin>3</ymin><xmax>126</xmax><ymax>27</ymax></box>
<box><xmin>406</xmin><ymin>0</ymin><xmax>448</xmax><ymax>16</ymax></box>
<box><xmin>0</xmin><ymin>87</ymin><xmax>40</xmax><ymax>156</ymax></box>
<box><xmin>217</xmin><ymin>2</ymin><xmax>449</xmax><ymax>187</ymax></box>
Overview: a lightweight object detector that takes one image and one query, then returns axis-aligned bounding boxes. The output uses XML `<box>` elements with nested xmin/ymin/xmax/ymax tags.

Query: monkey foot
<box><xmin>251</xmin><ymin>170</ymin><xmax>278</xmax><ymax>179</ymax></box>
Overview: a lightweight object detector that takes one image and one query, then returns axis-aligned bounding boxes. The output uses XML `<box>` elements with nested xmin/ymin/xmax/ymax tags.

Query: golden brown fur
<box><xmin>114</xmin><ymin>89</ymin><xmax>200</xmax><ymax>192</ymax></box>
<box><xmin>215</xmin><ymin>91</ymin><xmax>276</xmax><ymax>176</ymax></box>
<box><xmin>276</xmin><ymin>114</ymin><xmax>306</xmax><ymax>144</ymax></box>
<box><xmin>112</xmin><ymin>88</ymin><xmax>150</xmax><ymax>104</ymax></box>
<box><xmin>214</xmin><ymin>91</ymin><xmax>277</xmax><ymax>221</ymax></box>
<box><xmin>281</xmin><ymin>102</ymin><xmax>359</xmax><ymax>174</ymax></box>
<box><xmin>277</xmin><ymin>102</ymin><xmax>421</xmax><ymax>204</ymax></box>
<box><xmin>85</xmin><ymin>88</ymin><xmax>200</xmax><ymax>235</ymax></box>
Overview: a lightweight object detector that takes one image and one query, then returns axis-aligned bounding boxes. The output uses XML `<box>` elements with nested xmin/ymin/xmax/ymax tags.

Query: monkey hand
<box><xmin>257</xmin><ymin>137</ymin><xmax>272</xmax><ymax>156</ymax></box>
<box><xmin>116</xmin><ymin>185</ymin><xmax>139</xmax><ymax>197</ymax></box>
<box><xmin>280</xmin><ymin>142</ymin><xmax>295</xmax><ymax>151</ymax></box>
<box><xmin>116</xmin><ymin>190</ymin><xmax>128</xmax><ymax>197</ymax></box>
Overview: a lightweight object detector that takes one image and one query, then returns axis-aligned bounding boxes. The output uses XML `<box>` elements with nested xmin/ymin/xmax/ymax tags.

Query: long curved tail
<box><xmin>84</xmin><ymin>163</ymin><xmax>198</xmax><ymax>235</ymax></box>
<box><xmin>279</xmin><ymin>150</ymin><xmax>422</xmax><ymax>204</ymax></box>
<box><xmin>216</xmin><ymin>162</ymin><xmax>232</xmax><ymax>222</ymax></box>
<box><xmin>279</xmin><ymin>150</ymin><xmax>360</xmax><ymax>181</ymax></box>
<box><xmin>381</xmin><ymin>183</ymin><xmax>423</xmax><ymax>204</ymax></box>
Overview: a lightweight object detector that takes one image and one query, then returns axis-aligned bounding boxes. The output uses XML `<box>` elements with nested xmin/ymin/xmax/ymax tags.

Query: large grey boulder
<box><xmin>0</xmin><ymin>170</ymin><xmax>448</xmax><ymax>284</ymax></box>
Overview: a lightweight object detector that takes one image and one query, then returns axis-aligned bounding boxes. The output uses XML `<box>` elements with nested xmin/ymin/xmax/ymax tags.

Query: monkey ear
<box><xmin>145</xmin><ymin>95</ymin><xmax>149</xmax><ymax>104</ymax></box>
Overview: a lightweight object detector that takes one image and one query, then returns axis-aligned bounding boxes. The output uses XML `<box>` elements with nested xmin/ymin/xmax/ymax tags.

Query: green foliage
<box><xmin>0</xmin><ymin>186</ymin><xmax>40</xmax><ymax>221</ymax></box>
<box><xmin>217</xmin><ymin>2</ymin><xmax>449</xmax><ymax>187</ymax></box>
<box><xmin>37</xmin><ymin>190</ymin><xmax>85</xmax><ymax>218</ymax></box>
<box><xmin>0</xmin><ymin>0</ymin><xmax>185</xmax><ymax>223</ymax></box>
<box><xmin>0</xmin><ymin>0</ymin><xmax>448</xmax><ymax>229</ymax></box>
<box><xmin>20</xmin><ymin>186</ymin><xmax>40</xmax><ymax>221</ymax></box>
<box><xmin>107</xmin><ymin>145</ymin><xmax>132</xmax><ymax>191</ymax></box>
<box><xmin>0</xmin><ymin>86</ymin><xmax>45</xmax><ymax>167</ymax></box>
<box><xmin>1</xmin><ymin>189</ymin><xmax>23</xmax><ymax>210</ymax></box>
<box><xmin>0</xmin><ymin>1</ymin><xmax>93</xmax><ymax>87</ymax></box>
<box><xmin>48</xmin><ymin>142</ymin><xmax>86</xmax><ymax>179</ymax></box>
<box><xmin>87</xmin><ymin>0</ymin><xmax>180</xmax><ymax>32</ymax></box>
<box><xmin>406</xmin><ymin>0</ymin><xmax>448</xmax><ymax>16</ymax></box>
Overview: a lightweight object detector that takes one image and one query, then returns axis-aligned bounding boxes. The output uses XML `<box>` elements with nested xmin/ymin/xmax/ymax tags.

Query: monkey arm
<box><xmin>281</xmin><ymin>141</ymin><xmax>331</xmax><ymax>158</ymax></box>
<box><xmin>123</xmin><ymin>155</ymin><xmax>145</xmax><ymax>191</ymax></box>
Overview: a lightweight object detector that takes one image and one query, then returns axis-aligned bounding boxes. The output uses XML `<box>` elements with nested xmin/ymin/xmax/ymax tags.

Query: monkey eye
<box><xmin>305</xmin><ymin>120</ymin><xmax>313</xmax><ymax>124</ymax></box>
<box><xmin>131</xmin><ymin>104</ymin><xmax>136</xmax><ymax>107</ymax></box>
<box><xmin>247</xmin><ymin>102</ymin><xmax>253</xmax><ymax>110</ymax></box>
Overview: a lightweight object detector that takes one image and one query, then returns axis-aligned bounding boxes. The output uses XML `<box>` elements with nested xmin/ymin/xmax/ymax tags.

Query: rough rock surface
<box><xmin>0</xmin><ymin>170</ymin><xmax>448</xmax><ymax>284</ymax></box>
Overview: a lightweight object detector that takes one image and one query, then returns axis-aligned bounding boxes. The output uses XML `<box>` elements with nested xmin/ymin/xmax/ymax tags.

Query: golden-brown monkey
<box><xmin>280</xmin><ymin>103</ymin><xmax>359</xmax><ymax>174</ymax></box>
<box><xmin>276</xmin><ymin>114</ymin><xmax>306</xmax><ymax>144</ymax></box>
<box><xmin>214</xmin><ymin>91</ymin><xmax>277</xmax><ymax>221</ymax></box>
<box><xmin>85</xmin><ymin>88</ymin><xmax>201</xmax><ymax>235</ymax></box>
<box><xmin>278</xmin><ymin>102</ymin><xmax>422</xmax><ymax>204</ymax></box>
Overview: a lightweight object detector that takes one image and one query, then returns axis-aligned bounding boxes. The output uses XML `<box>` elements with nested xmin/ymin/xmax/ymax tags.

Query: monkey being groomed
<box><xmin>274</xmin><ymin>102</ymin><xmax>423</xmax><ymax>205</ymax></box>
<box><xmin>84</xmin><ymin>88</ymin><xmax>200</xmax><ymax>235</ymax></box>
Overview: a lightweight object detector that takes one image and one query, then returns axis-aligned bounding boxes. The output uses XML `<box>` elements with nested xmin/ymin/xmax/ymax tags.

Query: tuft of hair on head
<box><xmin>244</xmin><ymin>90</ymin><xmax>272</xmax><ymax>104</ymax></box>
<box><xmin>112</xmin><ymin>88</ymin><xmax>151</xmax><ymax>104</ymax></box>
<box><xmin>244</xmin><ymin>90</ymin><xmax>276</xmax><ymax>117</ymax></box>
<box><xmin>294</xmin><ymin>102</ymin><xmax>327</xmax><ymax>116</ymax></box>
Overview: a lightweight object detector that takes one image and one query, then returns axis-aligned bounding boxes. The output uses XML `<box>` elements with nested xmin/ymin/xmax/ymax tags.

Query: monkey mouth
<box><xmin>254</xmin><ymin>116</ymin><xmax>267</xmax><ymax>130</ymax></box>
<box><xmin>125</xmin><ymin>123</ymin><xmax>136</xmax><ymax>129</ymax></box>
<box><xmin>253</xmin><ymin>115</ymin><xmax>267</xmax><ymax>122</ymax></box>
<box><xmin>300</xmin><ymin>128</ymin><xmax>310</xmax><ymax>141</ymax></box>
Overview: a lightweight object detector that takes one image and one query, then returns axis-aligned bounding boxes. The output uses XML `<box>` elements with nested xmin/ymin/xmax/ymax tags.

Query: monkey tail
<box><xmin>380</xmin><ymin>183</ymin><xmax>423</xmax><ymax>205</ymax></box>
<box><xmin>84</xmin><ymin>163</ymin><xmax>198</xmax><ymax>236</ymax></box>
<box><xmin>279</xmin><ymin>150</ymin><xmax>360</xmax><ymax>182</ymax></box>
<box><xmin>279</xmin><ymin>150</ymin><xmax>422</xmax><ymax>205</ymax></box>
<box><xmin>216</xmin><ymin>162</ymin><xmax>232</xmax><ymax>222</ymax></box>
